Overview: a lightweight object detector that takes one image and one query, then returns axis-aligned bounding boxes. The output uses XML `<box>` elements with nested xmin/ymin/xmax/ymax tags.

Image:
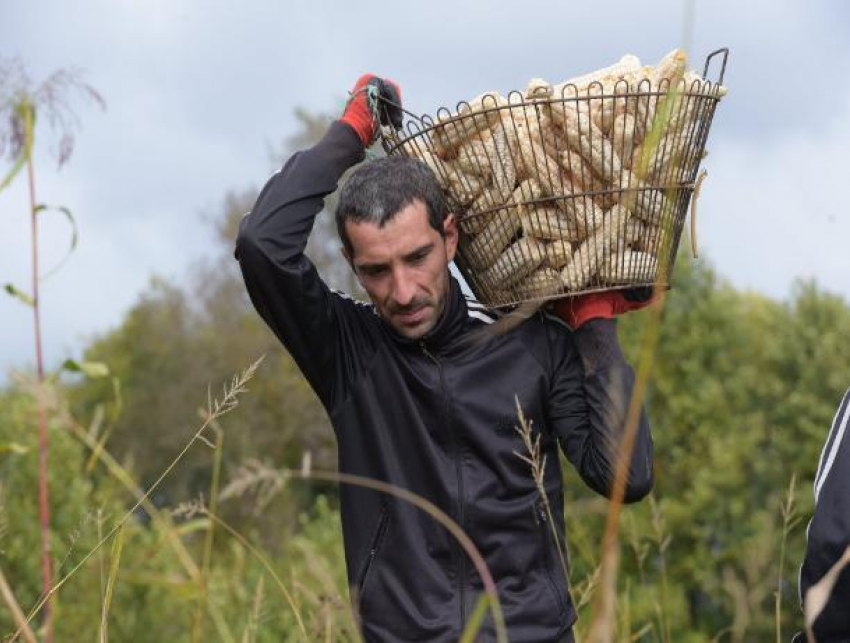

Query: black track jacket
<box><xmin>235</xmin><ymin>121</ymin><xmax>654</xmax><ymax>642</ymax></box>
<box><xmin>794</xmin><ymin>387</ymin><xmax>850</xmax><ymax>643</ymax></box>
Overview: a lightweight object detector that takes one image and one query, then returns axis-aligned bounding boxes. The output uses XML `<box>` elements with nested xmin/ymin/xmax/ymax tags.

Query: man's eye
<box><xmin>362</xmin><ymin>266</ymin><xmax>387</xmax><ymax>277</ymax></box>
<box><xmin>409</xmin><ymin>252</ymin><xmax>428</xmax><ymax>264</ymax></box>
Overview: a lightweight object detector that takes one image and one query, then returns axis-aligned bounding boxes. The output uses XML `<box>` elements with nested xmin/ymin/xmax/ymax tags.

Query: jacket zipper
<box><xmin>357</xmin><ymin>502</ymin><xmax>391</xmax><ymax>596</ymax></box>
<box><xmin>421</xmin><ymin>341</ymin><xmax>467</xmax><ymax>629</ymax></box>
<box><xmin>536</xmin><ymin>503</ymin><xmax>567</xmax><ymax>616</ymax></box>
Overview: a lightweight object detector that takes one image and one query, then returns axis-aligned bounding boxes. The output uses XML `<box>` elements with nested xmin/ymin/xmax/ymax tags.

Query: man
<box><xmin>795</xmin><ymin>387</ymin><xmax>850</xmax><ymax>643</ymax></box>
<box><xmin>235</xmin><ymin>75</ymin><xmax>654</xmax><ymax>642</ymax></box>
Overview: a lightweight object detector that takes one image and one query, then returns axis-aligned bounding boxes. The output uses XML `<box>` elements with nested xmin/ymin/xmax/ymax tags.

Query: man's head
<box><xmin>335</xmin><ymin>156</ymin><xmax>458</xmax><ymax>339</ymax></box>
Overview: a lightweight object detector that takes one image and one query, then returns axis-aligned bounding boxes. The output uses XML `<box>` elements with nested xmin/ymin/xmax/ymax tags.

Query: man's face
<box><xmin>344</xmin><ymin>200</ymin><xmax>458</xmax><ymax>340</ymax></box>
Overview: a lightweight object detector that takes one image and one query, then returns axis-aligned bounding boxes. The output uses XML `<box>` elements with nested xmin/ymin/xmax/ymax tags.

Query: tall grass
<box><xmin>1</xmin><ymin>58</ymin><xmax>104</xmax><ymax>642</ymax></box>
<box><xmin>9</xmin><ymin>357</ymin><xmax>263</xmax><ymax>642</ymax></box>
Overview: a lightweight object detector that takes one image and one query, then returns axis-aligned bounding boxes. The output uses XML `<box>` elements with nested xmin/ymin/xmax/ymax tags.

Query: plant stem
<box><xmin>25</xmin><ymin>101</ymin><xmax>53</xmax><ymax>643</ymax></box>
<box><xmin>776</xmin><ymin>474</ymin><xmax>797</xmax><ymax>643</ymax></box>
<box><xmin>193</xmin><ymin>426</ymin><xmax>224</xmax><ymax>643</ymax></box>
<box><xmin>0</xmin><ymin>565</ymin><xmax>38</xmax><ymax>643</ymax></box>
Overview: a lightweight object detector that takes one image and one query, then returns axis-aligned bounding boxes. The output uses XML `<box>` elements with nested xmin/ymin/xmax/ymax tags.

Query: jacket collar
<box><xmin>382</xmin><ymin>274</ymin><xmax>469</xmax><ymax>354</ymax></box>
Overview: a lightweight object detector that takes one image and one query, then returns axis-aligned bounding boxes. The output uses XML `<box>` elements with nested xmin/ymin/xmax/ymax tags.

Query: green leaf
<box><xmin>36</xmin><ymin>204</ymin><xmax>79</xmax><ymax>280</ymax></box>
<box><xmin>0</xmin><ymin>147</ymin><xmax>27</xmax><ymax>195</ymax></box>
<box><xmin>3</xmin><ymin>283</ymin><xmax>34</xmax><ymax>307</ymax></box>
<box><xmin>0</xmin><ymin>442</ymin><xmax>29</xmax><ymax>455</ymax></box>
<box><xmin>62</xmin><ymin>359</ymin><xmax>110</xmax><ymax>379</ymax></box>
<box><xmin>174</xmin><ymin>518</ymin><xmax>211</xmax><ymax>537</ymax></box>
<box><xmin>0</xmin><ymin>99</ymin><xmax>34</xmax><ymax>195</ymax></box>
<box><xmin>99</xmin><ymin>524</ymin><xmax>126</xmax><ymax>641</ymax></box>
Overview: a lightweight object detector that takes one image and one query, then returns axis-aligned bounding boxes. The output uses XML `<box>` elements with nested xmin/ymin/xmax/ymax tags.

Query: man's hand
<box><xmin>340</xmin><ymin>74</ymin><xmax>403</xmax><ymax>147</ymax></box>
<box><xmin>554</xmin><ymin>288</ymin><xmax>658</xmax><ymax>330</ymax></box>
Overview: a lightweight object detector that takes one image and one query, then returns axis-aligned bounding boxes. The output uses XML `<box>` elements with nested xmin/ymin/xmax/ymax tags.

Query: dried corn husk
<box><xmin>543</xmin><ymin>241</ymin><xmax>573</xmax><ymax>269</ymax></box>
<box><xmin>482</xmin><ymin>236</ymin><xmax>546</xmax><ymax>289</ymax></box>
<box><xmin>560</xmin><ymin>205</ymin><xmax>630</xmax><ymax>291</ymax></box>
<box><xmin>520</xmin><ymin>206</ymin><xmax>582</xmax><ymax>241</ymax></box>
<box><xmin>601</xmin><ymin>250</ymin><xmax>658</xmax><ymax>283</ymax></box>
<box><xmin>464</xmin><ymin>211</ymin><xmax>521</xmax><ymax>270</ymax></box>
<box><xmin>511</xmin><ymin>267</ymin><xmax>564</xmax><ymax>299</ymax></box>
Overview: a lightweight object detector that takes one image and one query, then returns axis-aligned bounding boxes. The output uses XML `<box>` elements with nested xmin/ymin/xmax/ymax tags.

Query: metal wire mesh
<box><xmin>381</xmin><ymin>48</ymin><xmax>729</xmax><ymax>308</ymax></box>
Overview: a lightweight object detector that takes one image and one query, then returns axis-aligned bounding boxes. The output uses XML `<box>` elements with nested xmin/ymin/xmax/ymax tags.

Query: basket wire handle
<box><xmin>373</xmin><ymin>94</ymin><xmax>425</xmax><ymax>137</ymax></box>
<box><xmin>690</xmin><ymin>170</ymin><xmax>708</xmax><ymax>259</ymax></box>
<box><xmin>702</xmin><ymin>48</ymin><xmax>729</xmax><ymax>85</ymax></box>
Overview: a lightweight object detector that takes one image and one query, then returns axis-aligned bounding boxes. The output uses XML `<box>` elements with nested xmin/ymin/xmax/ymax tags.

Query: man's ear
<box><xmin>443</xmin><ymin>214</ymin><xmax>458</xmax><ymax>262</ymax></box>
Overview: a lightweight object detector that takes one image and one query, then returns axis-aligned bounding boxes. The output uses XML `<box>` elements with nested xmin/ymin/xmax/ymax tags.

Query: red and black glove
<box><xmin>340</xmin><ymin>74</ymin><xmax>403</xmax><ymax>147</ymax></box>
<box><xmin>555</xmin><ymin>287</ymin><xmax>658</xmax><ymax>330</ymax></box>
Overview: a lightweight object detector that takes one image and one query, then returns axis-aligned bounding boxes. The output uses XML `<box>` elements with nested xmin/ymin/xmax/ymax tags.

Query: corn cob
<box><xmin>558</xmin><ymin>192</ymin><xmax>605</xmax><ymax>239</ymax></box>
<box><xmin>631</xmin><ymin>49</ymin><xmax>688</xmax><ymax>150</ymax></box>
<box><xmin>624</xmin><ymin>215</ymin><xmax>642</xmax><ymax>245</ymax></box>
<box><xmin>403</xmin><ymin>146</ymin><xmax>451</xmax><ymax>184</ymax></box>
<box><xmin>505</xmin><ymin>112</ymin><xmax>564</xmax><ymax>196</ymax></box>
<box><xmin>592</xmin><ymin>82</ymin><xmax>619</xmax><ymax>134</ymax></box>
<box><xmin>510</xmin><ymin>267</ymin><xmax>564</xmax><ymax>299</ymax></box>
<box><xmin>432</xmin><ymin>93</ymin><xmax>506</xmax><ymax>157</ymax></box>
<box><xmin>520</xmin><ymin>205</ymin><xmax>583</xmax><ymax>241</ymax></box>
<box><xmin>553</xmin><ymin>54</ymin><xmax>641</xmax><ymax>96</ymax></box>
<box><xmin>512</xmin><ymin>177</ymin><xmax>545</xmax><ymax>202</ymax></box>
<box><xmin>464</xmin><ymin>209</ymin><xmax>521</xmax><ymax>270</ymax></box>
<box><xmin>601</xmin><ymin>250</ymin><xmax>658</xmax><ymax>284</ymax></box>
<box><xmin>610</xmin><ymin>166</ymin><xmax>676</xmax><ymax>227</ymax></box>
<box><xmin>525</xmin><ymin>78</ymin><xmax>553</xmax><ymax>100</ymax></box>
<box><xmin>560</xmin><ymin>204</ymin><xmax>630</xmax><ymax>291</ymax></box>
<box><xmin>611</xmin><ymin>111</ymin><xmax>637</xmax><ymax>167</ymax></box>
<box><xmin>557</xmin><ymin>149</ymin><xmax>606</xmax><ymax>195</ymax></box>
<box><xmin>640</xmin><ymin>133</ymin><xmax>687</xmax><ymax>181</ymax></box>
<box><xmin>651</xmin><ymin>49</ymin><xmax>688</xmax><ymax>90</ymax></box>
<box><xmin>469</xmin><ymin>185</ymin><xmax>510</xmax><ymax>219</ymax></box>
<box><xmin>614</xmin><ymin>51</ymin><xmax>686</xmax><ymax>151</ymax></box>
<box><xmin>552</xmin><ymin>102</ymin><xmax>625</xmax><ymax>185</ymax></box>
<box><xmin>490</xmin><ymin>126</ymin><xmax>517</xmax><ymax>200</ymax></box>
<box><xmin>543</xmin><ymin>240</ymin><xmax>572</xmax><ymax>269</ymax></box>
<box><xmin>634</xmin><ymin>221</ymin><xmax>664</xmax><ymax>253</ymax></box>
<box><xmin>445</xmin><ymin>166</ymin><xmax>485</xmax><ymax>206</ymax></box>
<box><xmin>482</xmin><ymin>236</ymin><xmax>546</xmax><ymax>289</ymax></box>
<box><xmin>455</xmin><ymin>133</ymin><xmax>495</xmax><ymax>178</ymax></box>
<box><xmin>604</xmin><ymin>214</ymin><xmax>643</xmax><ymax>273</ymax></box>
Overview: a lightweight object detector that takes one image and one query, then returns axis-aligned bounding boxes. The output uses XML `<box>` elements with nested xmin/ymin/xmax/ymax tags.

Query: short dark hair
<box><xmin>335</xmin><ymin>156</ymin><xmax>449</xmax><ymax>257</ymax></box>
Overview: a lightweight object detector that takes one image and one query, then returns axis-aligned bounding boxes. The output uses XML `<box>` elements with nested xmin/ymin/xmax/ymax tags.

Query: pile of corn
<box><xmin>395</xmin><ymin>49</ymin><xmax>727</xmax><ymax>305</ymax></box>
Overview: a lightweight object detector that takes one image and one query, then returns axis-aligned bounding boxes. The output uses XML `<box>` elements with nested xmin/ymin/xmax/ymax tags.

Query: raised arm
<box><xmin>235</xmin><ymin>75</ymin><xmax>402</xmax><ymax>409</ymax></box>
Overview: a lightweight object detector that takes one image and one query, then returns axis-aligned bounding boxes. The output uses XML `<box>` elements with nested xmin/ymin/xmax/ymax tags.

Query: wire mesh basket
<box><xmin>381</xmin><ymin>48</ymin><xmax>729</xmax><ymax>307</ymax></box>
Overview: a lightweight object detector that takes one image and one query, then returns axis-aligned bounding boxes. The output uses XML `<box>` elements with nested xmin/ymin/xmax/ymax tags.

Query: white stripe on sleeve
<box><xmin>814</xmin><ymin>388</ymin><xmax>850</xmax><ymax>503</ymax></box>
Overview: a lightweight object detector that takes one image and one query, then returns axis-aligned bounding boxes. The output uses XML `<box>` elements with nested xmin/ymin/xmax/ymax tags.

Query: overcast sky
<box><xmin>1</xmin><ymin>0</ymin><xmax>849</xmax><ymax>380</ymax></box>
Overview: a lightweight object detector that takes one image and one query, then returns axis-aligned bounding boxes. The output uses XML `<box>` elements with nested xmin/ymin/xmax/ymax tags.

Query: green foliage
<box><xmin>562</xmin><ymin>251</ymin><xmax>850</xmax><ymax>641</ymax></box>
<box><xmin>0</xmin><ymin>383</ymin><xmax>189</xmax><ymax>641</ymax></box>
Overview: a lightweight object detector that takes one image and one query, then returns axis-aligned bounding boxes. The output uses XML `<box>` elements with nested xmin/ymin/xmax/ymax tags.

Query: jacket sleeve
<box><xmin>798</xmin><ymin>387</ymin><xmax>850</xmax><ymax>640</ymax></box>
<box><xmin>234</xmin><ymin>121</ymin><xmax>378</xmax><ymax>411</ymax></box>
<box><xmin>547</xmin><ymin>318</ymin><xmax>654</xmax><ymax>503</ymax></box>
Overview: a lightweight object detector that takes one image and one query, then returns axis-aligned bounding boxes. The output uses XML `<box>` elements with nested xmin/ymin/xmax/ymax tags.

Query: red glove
<box><xmin>555</xmin><ymin>288</ymin><xmax>659</xmax><ymax>329</ymax></box>
<box><xmin>340</xmin><ymin>74</ymin><xmax>403</xmax><ymax>147</ymax></box>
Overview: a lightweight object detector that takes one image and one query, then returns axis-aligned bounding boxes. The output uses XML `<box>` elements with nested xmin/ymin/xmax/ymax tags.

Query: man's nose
<box><xmin>391</xmin><ymin>267</ymin><xmax>417</xmax><ymax>307</ymax></box>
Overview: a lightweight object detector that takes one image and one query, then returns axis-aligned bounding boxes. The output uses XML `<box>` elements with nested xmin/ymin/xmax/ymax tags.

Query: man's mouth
<box><xmin>394</xmin><ymin>306</ymin><xmax>428</xmax><ymax>326</ymax></box>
